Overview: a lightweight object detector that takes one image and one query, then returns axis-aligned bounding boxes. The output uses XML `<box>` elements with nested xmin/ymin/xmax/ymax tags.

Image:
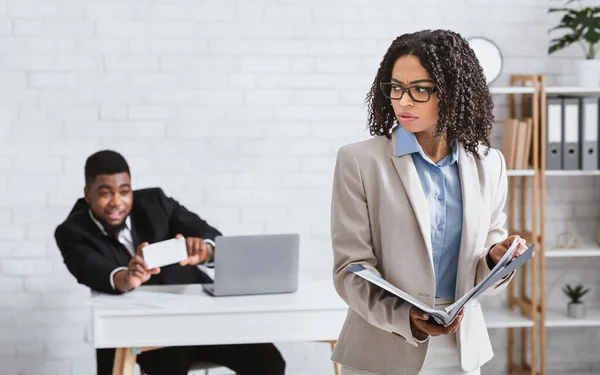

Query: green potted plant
<box><xmin>562</xmin><ymin>283</ymin><xmax>590</xmax><ymax>318</ymax></box>
<box><xmin>548</xmin><ymin>0</ymin><xmax>600</xmax><ymax>87</ymax></box>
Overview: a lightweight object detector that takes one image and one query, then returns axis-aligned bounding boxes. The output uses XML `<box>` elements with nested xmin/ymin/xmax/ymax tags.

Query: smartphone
<box><xmin>142</xmin><ymin>237</ymin><xmax>188</xmax><ymax>269</ymax></box>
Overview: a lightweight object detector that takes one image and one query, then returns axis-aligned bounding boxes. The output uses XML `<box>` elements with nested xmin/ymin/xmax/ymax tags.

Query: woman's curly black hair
<box><xmin>366</xmin><ymin>29</ymin><xmax>494</xmax><ymax>158</ymax></box>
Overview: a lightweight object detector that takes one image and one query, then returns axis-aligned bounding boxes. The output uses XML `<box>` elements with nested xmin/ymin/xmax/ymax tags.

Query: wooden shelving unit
<box><xmin>490</xmin><ymin>77</ymin><xmax>542</xmax><ymax>375</ymax></box>
<box><xmin>508</xmin><ymin>75</ymin><xmax>541</xmax><ymax>375</ymax></box>
<box><xmin>468</xmin><ymin>82</ymin><xmax>599</xmax><ymax>374</ymax></box>
<box><xmin>538</xmin><ymin>83</ymin><xmax>600</xmax><ymax>375</ymax></box>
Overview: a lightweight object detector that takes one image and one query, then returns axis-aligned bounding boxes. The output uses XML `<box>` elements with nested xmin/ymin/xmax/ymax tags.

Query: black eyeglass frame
<box><xmin>379</xmin><ymin>82</ymin><xmax>439</xmax><ymax>103</ymax></box>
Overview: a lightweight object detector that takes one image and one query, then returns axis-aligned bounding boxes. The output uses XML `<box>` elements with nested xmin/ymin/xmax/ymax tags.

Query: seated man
<box><xmin>55</xmin><ymin>150</ymin><xmax>285</xmax><ymax>375</ymax></box>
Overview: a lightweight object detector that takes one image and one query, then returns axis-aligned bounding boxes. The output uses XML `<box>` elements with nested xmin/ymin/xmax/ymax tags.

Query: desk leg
<box><xmin>112</xmin><ymin>348</ymin><xmax>136</xmax><ymax>375</ymax></box>
<box><xmin>319</xmin><ymin>340</ymin><xmax>340</xmax><ymax>375</ymax></box>
<box><xmin>329</xmin><ymin>341</ymin><xmax>340</xmax><ymax>375</ymax></box>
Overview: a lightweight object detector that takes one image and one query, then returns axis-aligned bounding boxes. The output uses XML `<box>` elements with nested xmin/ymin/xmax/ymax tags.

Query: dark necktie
<box><xmin>111</xmin><ymin>233</ymin><xmax>132</xmax><ymax>264</ymax></box>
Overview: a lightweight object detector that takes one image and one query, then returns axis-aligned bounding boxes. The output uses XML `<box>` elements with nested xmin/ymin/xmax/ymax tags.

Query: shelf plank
<box><xmin>545</xmin><ymin>242</ymin><xmax>600</xmax><ymax>258</ymax></box>
<box><xmin>545</xmin><ymin>307</ymin><xmax>600</xmax><ymax>328</ymax></box>
<box><xmin>490</xmin><ymin>86</ymin><xmax>535</xmax><ymax>95</ymax></box>
<box><xmin>507</xmin><ymin>169</ymin><xmax>536</xmax><ymax>177</ymax></box>
<box><xmin>484</xmin><ymin>307</ymin><xmax>534</xmax><ymax>328</ymax></box>
<box><xmin>545</xmin><ymin>86</ymin><xmax>600</xmax><ymax>95</ymax></box>
<box><xmin>545</xmin><ymin>170</ymin><xmax>600</xmax><ymax>176</ymax></box>
<box><xmin>545</xmin><ymin>248</ymin><xmax>600</xmax><ymax>258</ymax></box>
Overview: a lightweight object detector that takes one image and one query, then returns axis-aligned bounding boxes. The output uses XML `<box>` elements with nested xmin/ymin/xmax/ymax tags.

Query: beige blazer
<box><xmin>331</xmin><ymin>130</ymin><xmax>513</xmax><ymax>375</ymax></box>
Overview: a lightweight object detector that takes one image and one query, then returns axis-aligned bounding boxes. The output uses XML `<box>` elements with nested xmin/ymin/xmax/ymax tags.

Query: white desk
<box><xmin>91</xmin><ymin>280</ymin><xmax>348</xmax><ymax>375</ymax></box>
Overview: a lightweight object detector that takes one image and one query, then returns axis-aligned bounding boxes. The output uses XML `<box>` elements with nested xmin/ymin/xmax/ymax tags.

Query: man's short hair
<box><xmin>84</xmin><ymin>150</ymin><xmax>130</xmax><ymax>186</ymax></box>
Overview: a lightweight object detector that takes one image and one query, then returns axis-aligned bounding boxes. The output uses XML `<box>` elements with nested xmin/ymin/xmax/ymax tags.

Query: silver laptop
<box><xmin>202</xmin><ymin>234</ymin><xmax>299</xmax><ymax>297</ymax></box>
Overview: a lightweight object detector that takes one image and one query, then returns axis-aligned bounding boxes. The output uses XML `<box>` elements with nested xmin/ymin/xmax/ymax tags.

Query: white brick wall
<box><xmin>0</xmin><ymin>0</ymin><xmax>599</xmax><ymax>374</ymax></box>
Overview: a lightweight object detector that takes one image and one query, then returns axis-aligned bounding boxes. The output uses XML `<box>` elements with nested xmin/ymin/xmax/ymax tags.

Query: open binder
<box><xmin>347</xmin><ymin>240</ymin><xmax>535</xmax><ymax>327</ymax></box>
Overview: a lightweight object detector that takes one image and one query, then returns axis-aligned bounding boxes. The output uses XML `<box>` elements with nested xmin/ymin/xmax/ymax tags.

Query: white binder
<box><xmin>562</xmin><ymin>98</ymin><xmax>580</xmax><ymax>170</ymax></box>
<box><xmin>546</xmin><ymin>98</ymin><xmax>562</xmax><ymax>170</ymax></box>
<box><xmin>580</xmin><ymin>97</ymin><xmax>599</xmax><ymax>170</ymax></box>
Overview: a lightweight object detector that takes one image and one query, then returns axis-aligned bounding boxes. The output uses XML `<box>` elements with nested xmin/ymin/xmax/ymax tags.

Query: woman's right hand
<box><xmin>409</xmin><ymin>306</ymin><xmax>465</xmax><ymax>338</ymax></box>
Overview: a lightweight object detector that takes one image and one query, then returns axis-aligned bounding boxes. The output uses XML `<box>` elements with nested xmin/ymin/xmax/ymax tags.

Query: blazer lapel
<box><xmin>390</xmin><ymin>142</ymin><xmax>433</xmax><ymax>262</ymax></box>
<box><xmin>130</xmin><ymin>203</ymin><xmax>153</xmax><ymax>247</ymax></box>
<box><xmin>81</xmin><ymin>210</ymin><xmax>125</xmax><ymax>265</ymax></box>
<box><xmin>129</xmin><ymin>219</ymin><xmax>141</xmax><ymax>250</ymax></box>
<box><xmin>456</xmin><ymin>144</ymin><xmax>483</xmax><ymax>296</ymax></box>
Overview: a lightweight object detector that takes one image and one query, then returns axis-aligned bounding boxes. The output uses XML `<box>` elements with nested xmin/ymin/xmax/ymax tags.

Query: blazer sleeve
<box><xmin>54</xmin><ymin>225</ymin><xmax>123</xmax><ymax>295</ymax></box>
<box><xmin>475</xmin><ymin>149</ymin><xmax>513</xmax><ymax>295</ymax></box>
<box><xmin>331</xmin><ymin>146</ymin><xmax>419</xmax><ymax>347</ymax></box>
<box><xmin>156</xmin><ymin>188</ymin><xmax>222</xmax><ymax>241</ymax></box>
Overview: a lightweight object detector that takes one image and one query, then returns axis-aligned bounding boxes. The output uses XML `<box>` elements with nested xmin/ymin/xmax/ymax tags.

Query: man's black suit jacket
<box><xmin>55</xmin><ymin>187</ymin><xmax>220</xmax><ymax>294</ymax></box>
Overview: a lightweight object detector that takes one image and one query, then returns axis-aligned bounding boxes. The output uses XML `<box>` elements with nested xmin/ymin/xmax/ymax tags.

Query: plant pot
<box><xmin>567</xmin><ymin>302</ymin><xmax>585</xmax><ymax>318</ymax></box>
<box><xmin>574</xmin><ymin>59</ymin><xmax>600</xmax><ymax>87</ymax></box>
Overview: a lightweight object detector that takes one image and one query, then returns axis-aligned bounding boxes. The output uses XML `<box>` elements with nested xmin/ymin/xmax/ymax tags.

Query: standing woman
<box><xmin>330</xmin><ymin>30</ymin><xmax>528</xmax><ymax>375</ymax></box>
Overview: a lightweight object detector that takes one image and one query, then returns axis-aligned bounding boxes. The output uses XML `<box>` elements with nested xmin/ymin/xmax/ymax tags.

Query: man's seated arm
<box><xmin>157</xmin><ymin>187</ymin><xmax>221</xmax><ymax>241</ymax></box>
<box><xmin>55</xmin><ymin>225</ymin><xmax>125</xmax><ymax>295</ymax></box>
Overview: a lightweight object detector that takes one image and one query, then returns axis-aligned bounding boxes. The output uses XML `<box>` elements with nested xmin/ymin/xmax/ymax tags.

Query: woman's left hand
<box><xmin>488</xmin><ymin>235</ymin><xmax>528</xmax><ymax>265</ymax></box>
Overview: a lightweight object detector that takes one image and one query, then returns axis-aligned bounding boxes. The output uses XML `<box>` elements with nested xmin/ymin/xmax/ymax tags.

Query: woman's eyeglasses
<box><xmin>379</xmin><ymin>82</ymin><xmax>438</xmax><ymax>103</ymax></box>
